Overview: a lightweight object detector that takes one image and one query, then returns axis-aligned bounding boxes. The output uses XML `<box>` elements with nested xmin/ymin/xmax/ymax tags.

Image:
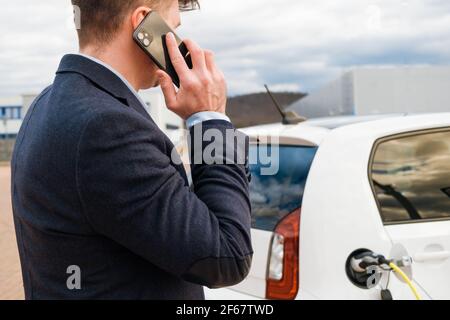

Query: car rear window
<box><xmin>371</xmin><ymin>129</ymin><xmax>450</xmax><ymax>224</ymax></box>
<box><xmin>249</xmin><ymin>145</ymin><xmax>318</xmax><ymax>231</ymax></box>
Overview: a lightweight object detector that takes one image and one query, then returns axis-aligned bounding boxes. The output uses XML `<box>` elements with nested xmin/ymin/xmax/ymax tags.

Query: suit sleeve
<box><xmin>76</xmin><ymin>110</ymin><xmax>253</xmax><ymax>288</ymax></box>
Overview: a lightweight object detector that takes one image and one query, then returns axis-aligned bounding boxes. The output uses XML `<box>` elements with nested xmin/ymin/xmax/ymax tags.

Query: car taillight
<box><xmin>266</xmin><ymin>209</ymin><xmax>300</xmax><ymax>300</ymax></box>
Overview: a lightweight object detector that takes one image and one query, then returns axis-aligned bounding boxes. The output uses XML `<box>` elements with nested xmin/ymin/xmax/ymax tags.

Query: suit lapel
<box><xmin>56</xmin><ymin>54</ymin><xmax>154</xmax><ymax>123</ymax></box>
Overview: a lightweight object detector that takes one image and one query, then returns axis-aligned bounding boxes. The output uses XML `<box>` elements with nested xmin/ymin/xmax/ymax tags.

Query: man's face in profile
<box><xmin>161</xmin><ymin>0</ymin><xmax>182</xmax><ymax>31</ymax></box>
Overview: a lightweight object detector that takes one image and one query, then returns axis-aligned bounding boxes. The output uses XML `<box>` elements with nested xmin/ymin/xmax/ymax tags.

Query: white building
<box><xmin>0</xmin><ymin>96</ymin><xmax>24</xmax><ymax>140</ymax></box>
<box><xmin>0</xmin><ymin>90</ymin><xmax>184</xmax><ymax>144</ymax></box>
<box><xmin>288</xmin><ymin>66</ymin><xmax>450</xmax><ymax>118</ymax></box>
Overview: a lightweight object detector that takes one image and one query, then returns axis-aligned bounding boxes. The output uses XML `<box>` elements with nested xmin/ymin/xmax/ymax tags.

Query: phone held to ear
<box><xmin>133</xmin><ymin>11</ymin><xmax>193</xmax><ymax>87</ymax></box>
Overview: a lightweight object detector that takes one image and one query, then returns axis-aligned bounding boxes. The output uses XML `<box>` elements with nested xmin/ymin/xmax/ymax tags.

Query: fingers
<box><xmin>165</xmin><ymin>33</ymin><xmax>189</xmax><ymax>79</ymax></box>
<box><xmin>183</xmin><ymin>39</ymin><xmax>207</xmax><ymax>72</ymax></box>
<box><xmin>204</xmin><ymin>50</ymin><xmax>225</xmax><ymax>82</ymax></box>
<box><xmin>157</xmin><ymin>70</ymin><xmax>177</xmax><ymax>109</ymax></box>
<box><xmin>204</xmin><ymin>50</ymin><xmax>216</xmax><ymax>72</ymax></box>
<box><xmin>204</xmin><ymin>50</ymin><xmax>214</xmax><ymax>71</ymax></box>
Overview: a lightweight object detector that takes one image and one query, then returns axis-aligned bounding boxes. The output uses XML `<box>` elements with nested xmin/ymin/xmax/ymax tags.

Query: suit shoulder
<box><xmin>54</xmin><ymin>72</ymin><xmax>153</xmax><ymax>128</ymax></box>
<box><xmin>49</xmin><ymin>72</ymin><xmax>164</xmax><ymax>145</ymax></box>
<box><xmin>56</xmin><ymin>73</ymin><xmax>126</xmax><ymax>112</ymax></box>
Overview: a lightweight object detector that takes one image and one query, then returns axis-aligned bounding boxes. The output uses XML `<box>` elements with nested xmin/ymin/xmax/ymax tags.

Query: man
<box><xmin>11</xmin><ymin>0</ymin><xmax>252</xmax><ymax>300</ymax></box>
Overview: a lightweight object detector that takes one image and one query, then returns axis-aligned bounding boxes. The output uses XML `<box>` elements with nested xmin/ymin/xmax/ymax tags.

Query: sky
<box><xmin>0</xmin><ymin>0</ymin><xmax>449</xmax><ymax>98</ymax></box>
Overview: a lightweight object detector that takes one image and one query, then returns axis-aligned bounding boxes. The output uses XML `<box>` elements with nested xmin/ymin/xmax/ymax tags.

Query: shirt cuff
<box><xmin>186</xmin><ymin>111</ymin><xmax>231</xmax><ymax>128</ymax></box>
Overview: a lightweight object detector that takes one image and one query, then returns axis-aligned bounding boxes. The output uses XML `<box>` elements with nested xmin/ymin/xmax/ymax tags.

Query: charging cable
<box><xmin>349</xmin><ymin>251</ymin><xmax>421</xmax><ymax>300</ymax></box>
<box><xmin>388</xmin><ymin>261</ymin><xmax>421</xmax><ymax>300</ymax></box>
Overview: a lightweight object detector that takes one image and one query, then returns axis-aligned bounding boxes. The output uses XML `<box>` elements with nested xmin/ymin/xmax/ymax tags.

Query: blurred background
<box><xmin>0</xmin><ymin>0</ymin><xmax>450</xmax><ymax>151</ymax></box>
<box><xmin>0</xmin><ymin>0</ymin><xmax>449</xmax><ymax>299</ymax></box>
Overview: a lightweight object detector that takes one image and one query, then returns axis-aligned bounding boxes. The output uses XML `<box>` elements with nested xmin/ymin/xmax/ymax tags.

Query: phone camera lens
<box><xmin>137</xmin><ymin>32</ymin><xmax>145</xmax><ymax>40</ymax></box>
<box><xmin>143</xmin><ymin>39</ymin><xmax>151</xmax><ymax>47</ymax></box>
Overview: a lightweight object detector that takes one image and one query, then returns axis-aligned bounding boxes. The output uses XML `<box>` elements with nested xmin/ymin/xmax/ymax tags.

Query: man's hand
<box><xmin>156</xmin><ymin>33</ymin><xmax>227</xmax><ymax>120</ymax></box>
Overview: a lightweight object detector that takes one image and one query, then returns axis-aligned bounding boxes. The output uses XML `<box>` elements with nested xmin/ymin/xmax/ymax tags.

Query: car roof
<box><xmin>241</xmin><ymin>113</ymin><xmax>448</xmax><ymax>146</ymax></box>
<box><xmin>303</xmin><ymin>114</ymin><xmax>408</xmax><ymax>129</ymax></box>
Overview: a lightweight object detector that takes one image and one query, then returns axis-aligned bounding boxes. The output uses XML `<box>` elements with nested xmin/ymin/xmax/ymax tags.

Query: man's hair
<box><xmin>71</xmin><ymin>0</ymin><xmax>199</xmax><ymax>48</ymax></box>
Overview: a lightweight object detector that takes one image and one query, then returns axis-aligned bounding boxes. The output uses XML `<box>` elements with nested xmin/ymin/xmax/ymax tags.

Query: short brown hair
<box><xmin>71</xmin><ymin>0</ymin><xmax>199</xmax><ymax>48</ymax></box>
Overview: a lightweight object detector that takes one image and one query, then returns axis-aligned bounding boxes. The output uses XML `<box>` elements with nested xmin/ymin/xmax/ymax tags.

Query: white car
<box><xmin>205</xmin><ymin>113</ymin><xmax>450</xmax><ymax>300</ymax></box>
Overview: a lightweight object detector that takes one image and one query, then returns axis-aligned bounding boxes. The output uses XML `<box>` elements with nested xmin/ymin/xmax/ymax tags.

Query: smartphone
<box><xmin>133</xmin><ymin>11</ymin><xmax>192</xmax><ymax>87</ymax></box>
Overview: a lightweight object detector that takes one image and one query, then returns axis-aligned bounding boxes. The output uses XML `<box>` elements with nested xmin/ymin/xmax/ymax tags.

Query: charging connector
<box><xmin>346</xmin><ymin>249</ymin><xmax>421</xmax><ymax>300</ymax></box>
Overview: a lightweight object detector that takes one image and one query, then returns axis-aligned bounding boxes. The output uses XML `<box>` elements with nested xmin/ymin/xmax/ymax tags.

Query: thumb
<box><xmin>157</xmin><ymin>70</ymin><xmax>177</xmax><ymax>109</ymax></box>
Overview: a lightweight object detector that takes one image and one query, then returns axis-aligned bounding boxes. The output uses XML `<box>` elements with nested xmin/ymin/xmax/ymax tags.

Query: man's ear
<box><xmin>131</xmin><ymin>6</ymin><xmax>152</xmax><ymax>30</ymax></box>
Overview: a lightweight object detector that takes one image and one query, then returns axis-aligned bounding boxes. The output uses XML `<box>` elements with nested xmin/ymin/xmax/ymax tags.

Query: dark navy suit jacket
<box><xmin>11</xmin><ymin>54</ymin><xmax>252</xmax><ymax>300</ymax></box>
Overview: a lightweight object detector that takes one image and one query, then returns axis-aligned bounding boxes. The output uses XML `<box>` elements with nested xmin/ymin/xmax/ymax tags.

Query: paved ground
<box><xmin>0</xmin><ymin>165</ymin><xmax>24</xmax><ymax>300</ymax></box>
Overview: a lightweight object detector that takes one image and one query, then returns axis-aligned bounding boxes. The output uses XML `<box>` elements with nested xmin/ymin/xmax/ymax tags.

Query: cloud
<box><xmin>0</xmin><ymin>0</ymin><xmax>449</xmax><ymax>97</ymax></box>
<box><xmin>180</xmin><ymin>0</ymin><xmax>450</xmax><ymax>94</ymax></box>
<box><xmin>0</xmin><ymin>0</ymin><xmax>77</xmax><ymax>97</ymax></box>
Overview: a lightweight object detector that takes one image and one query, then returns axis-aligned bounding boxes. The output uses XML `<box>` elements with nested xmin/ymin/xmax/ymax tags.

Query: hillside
<box><xmin>226</xmin><ymin>92</ymin><xmax>306</xmax><ymax>128</ymax></box>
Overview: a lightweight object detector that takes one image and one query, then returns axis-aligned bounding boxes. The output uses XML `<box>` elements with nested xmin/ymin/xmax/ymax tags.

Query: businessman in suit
<box><xmin>11</xmin><ymin>0</ymin><xmax>253</xmax><ymax>299</ymax></box>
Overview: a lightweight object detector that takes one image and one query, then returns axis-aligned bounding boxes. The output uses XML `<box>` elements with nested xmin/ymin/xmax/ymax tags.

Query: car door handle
<box><xmin>414</xmin><ymin>251</ymin><xmax>450</xmax><ymax>263</ymax></box>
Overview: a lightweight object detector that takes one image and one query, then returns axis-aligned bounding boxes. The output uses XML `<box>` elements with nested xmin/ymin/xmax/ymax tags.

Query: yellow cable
<box><xmin>389</xmin><ymin>262</ymin><xmax>421</xmax><ymax>300</ymax></box>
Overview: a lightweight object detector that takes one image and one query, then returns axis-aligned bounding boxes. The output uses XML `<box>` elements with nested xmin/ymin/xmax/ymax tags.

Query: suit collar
<box><xmin>56</xmin><ymin>54</ymin><xmax>152</xmax><ymax>120</ymax></box>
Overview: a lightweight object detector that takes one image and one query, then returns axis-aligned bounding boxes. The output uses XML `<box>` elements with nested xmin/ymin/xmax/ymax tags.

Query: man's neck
<box><xmin>80</xmin><ymin>45</ymin><xmax>142</xmax><ymax>91</ymax></box>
